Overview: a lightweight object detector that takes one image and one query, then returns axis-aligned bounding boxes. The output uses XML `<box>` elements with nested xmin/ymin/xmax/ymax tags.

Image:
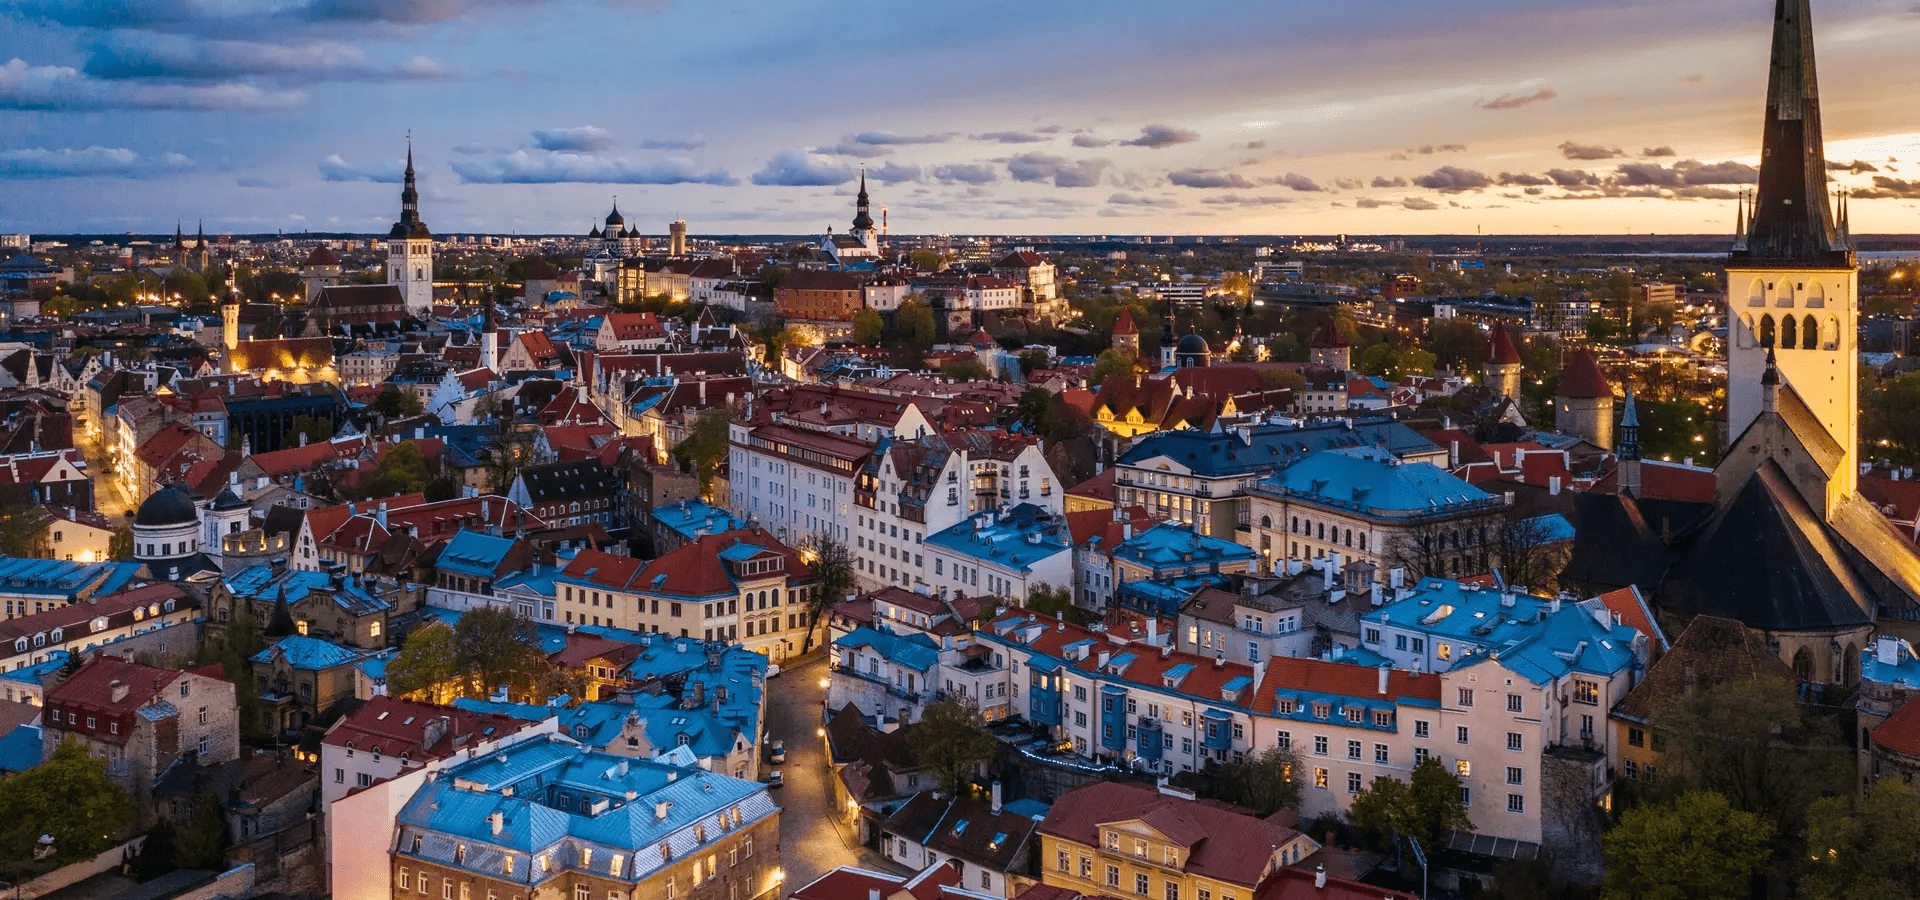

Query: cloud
<box><xmin>0</xmin><ymin>57</ymin><xmax>303</xmax><ymax>110</ymax></box>
<box><xmin>1072</xmin><ymin>134</ymin><xmax>1112</xmax><ymax>149</ymax></box>
<box><xmin>1683</xmin><ymin>73</ymin><xmax>1706</xmax><ymax>84</ymax></box>
<box><xmin>81</xmin><ymin>34</ymin><xmax>446</xmax><ymax>83</ymax></box>
<box><xmin>0</xmin><ymin>145</ymin><xmax>179</xmax><ymax>178</ymax></box>
<box><xmin>975</xmin><ymin>131</ymin><xmax>1046</xmax><ymax>144</ymax></box>
<box><xmin>1006</xmin><ymin>153</ymin><xmax>1109</xmax><ymax>187</ymax></box>
<box><xmin>1498</xmin><ymin>172</ymin><xmax>1554</xmax><ymax>186</ymax></box>
<box><xmin>1107</xmin><ymin>192</ymin><xmax>1175</xmax><ymax>207</ymax></box>
<box><xmin>1852</xmin><ymin>176</ymin><xmax>1920</xmax><ymax>200</ymax></box>
<box><xmin>1477</xmin><ymin>87</ymin><xmax>1559</xmax><ymax>110</ymax></box>
<box><xmin>1356</xmin><ymin>197</ymin><xmax>1389</xmax><ymax>208</ymax></box>
<box><xmin>640</xmin><ymin>137</ymin><xmax>705</xmax><ymax>151</ymax></box>
<box><xmin>1271</xmin><ymin>172</ymin><xmax>1322</xmax><ymax>192</ymax></box>
<box><xmin>811</xmin><ymin>141</ymin><xmax>892</xmax><ymax>159</ymax></box>
<box><xmin>1672</xmin><ymin>186</ymin><xmax>1741</xmax><ymax>200</ymax></box>
<box><xmin>1643</xmin><ymin>146</ymin><xmax>1677</xmax><ymax>157</ymax></box>
<box><xmin>1121</xmin><ymin>124</ymin><xmax>1199</xmax><ymax>148</ymax></box>
<box><xmin>1332</xmin><ymin>177</ymin><xmax>1362</xmax><ymax>190</ymax></box>
<box><xmin>1559</xmin><ymin>141</ymin><xmax>1624</xmax><ymax>160</ymax></box>
<box><xmin>746</xmin><ymin>151</ymin><xmax>851</xmax><ymax>187</ymax></box>
<box><xmin>1167</xmin><ymin>168</ymin><xmax>1253</xmax><ymax>189</ymax></box>
<box><xmin>1401</xmin><ymin>197</ymin><xmax>1441</xmax><ymax>210</ymax></box>
<box><xmin>1828</xmin><ymin>159</ymin><xmax>1880</xmax><ymax>174</ymax></box>
<box><xmin>1411</xmin><ymin>144</ymin><xmax>1467</xmax><ymax>155</ymax></box>
<box><xmin>1613</xmin><ymin>158</ymin><xmax>1756</xmax><ymax>187</ymax></box>
<box><xmin>318</xmin><ymin>153</ymin><xmax>404</xmax><ymax>183</ymax></box>
<box><xmin>867</xmin><ymin>162</ymin><xmax>922</xmax><ymax>184</ymax></box>
<box><xmin>931</xmin><ymin>163</ymin><xmax>999</xmax><ymax>185</ymax></box>
<box><xmin>1547</xmin><ymin>168</ymin><xmax>1601</xmax><ymax>187</ymax></box>
<box><xmin>236</xmin><ymin>174</ymin><xmax>289</xmax><ymax>189</ymax></box>
<box><xmin>532</xmin><ymin>126</ymin><xmax>614</xmax><ymax>152</ymax></box>
<box><xmin>1412</xmin><ymin>166</ymin><xmax>1493</xmax><ymax>192</ymax></box>
<box><xmin>456</xmin><ymin>150</ymin><xmax>735</xmax><ymax>185</ymax></box>
<box><xmin>1199</xmin><ymin>194</ymin><xmax>1292</xmax><ymax>206</ymax></box>
<box><xmin>1370</xmin><ymin>175</ymin><xmax>1408</xmax><ymax>188</ymax></box>
<box><xmin>852</xmin><ymin>131</ymin><xmax>954</xmax><ymax>146</ymax></box>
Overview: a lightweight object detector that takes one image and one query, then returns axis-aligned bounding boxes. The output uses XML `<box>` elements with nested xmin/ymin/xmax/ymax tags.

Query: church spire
<box><xmin>391</xmin><ymin>135</ymin><xmax>430</xmax><ymax>239</ymax></box>
<box><xmin>851</xmin><ymin>167</ymin><xmax>874</xmax><ymax>234</ymax></box>
<box><xmin>1736</xmin><ymin>0</ymin><xmax>1850</xmax><ymax>266</ymax></box>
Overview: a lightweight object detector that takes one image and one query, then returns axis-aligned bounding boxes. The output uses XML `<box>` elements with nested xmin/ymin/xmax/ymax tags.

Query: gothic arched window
<box><xmin>1802</xmin><ymin>315</ymin><xmax>1817</xmax><ymax>349</ymax></box>
<box><xmin>1758</xmin><ymin>315</ymin><xmax>1776</xmax><ymax>348</ymax></box>
<box><xmin>1780</xmin><ymin>315</ymin><xmax>1797</xmax><ymax>349</ymax></box>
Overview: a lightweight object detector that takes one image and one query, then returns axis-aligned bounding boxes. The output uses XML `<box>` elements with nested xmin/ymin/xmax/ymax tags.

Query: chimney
<box><xmin>1314</xmin><ymin>865</ymin><xmax>1326</xmax><ymax>889</ymax></box>
<box><xmin>990</xmin><ymin>780</ymin><xmax>1003</xmax><ymax>815</ymax></box>
<box><xmin>655</xmin><ymin>800</ymin><xmax>671</xmax><ymax>820</ymax></box>
<box><xmin>489</xmin><ymin>811</ymin><xmax>503</xmax><ymax>835</ymax></box>
<box><xmin>422</xmin><ymin>715</ymin><xmax>450</xmax><ymax>752</ymax></box>
<box><xmin>869</xmin><ymin>891</ymin><xmax>882</xmax><ymax>900</ymax></box>
<box><xmin>110</xmin><ymin>679</ymin><xmax>128</xmax><ymax>703</ymax></box>
<box><xmin>1147</xmin><ymin>617</ymin><xmax>1158</xmax><ymax>646</ymax></box>
<box><xmin>377</xmin><ymin>502</ymin><xmax>388</xmax><ymax>529</ymax></box>
<box><xmin>1549</xmin><ymin>475</ymin><xmax>1562</xmax><ymax>495</ymax></box>
<box><xmin>1377</xmin><ymin>665</ymin><xmax>1389</xmax><ymax>696</ymax></box>
<box><xmin>299</xmin><ymin>431</ymin><xmax>309</xmax><ymax>447</ymax></box>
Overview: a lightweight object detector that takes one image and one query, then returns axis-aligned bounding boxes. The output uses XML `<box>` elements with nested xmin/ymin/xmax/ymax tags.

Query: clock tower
<box><xmin>386</xmin><ymin>140</ymin><xmax>435</xmax><ymax>318</ymax></box>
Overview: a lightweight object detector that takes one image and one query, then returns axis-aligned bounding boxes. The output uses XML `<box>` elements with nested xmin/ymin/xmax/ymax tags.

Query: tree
<box><xmin>913</xmin><ymin>698</ymin><xmax>997</xmax><ymax>795</ymax></box>
<box><xmin>0</xmin><ymin>737</ymin><xmax>134</xmax><ymax>864</ymax></box>
<box><xmin>130</xmin><ymin>816</ymin><xmax>179</xmax><ymax>881</ymax></box>
<box><xmin>851</xmin><ymin>308</ymin><xmax>884</xmax><ymax>346</ymax></box>
<box><xmin>898</xmin><ymin>297</ymin><xmax>937</xmax><ymax>351</ymax></box>
<box><xmin>941</xmin><ymin>358</ymin><xmax>991</xmax><ymax>382</ymax></box>
<box><xmin>371</xmin><ymin>385</ymin><xmax>424</xmax><ymax>419</ymax></box>
<box><xmin>171</xmin><ymin>792</ymin><xmax>229</xmax><ymax>871</ymax></box>
<box><xmin>279</xmin><ymin>414</ymin><xmax>333</xmax><ymax>451</ymax></box>
<box><xmin>386</xmin><ymin>622</ymin><xmax>462</xmax><ymax>702</ymax></box>
<box><xmin>1803</xmin><ymin>778</ymin><xmax>1920</xmax><ymax>900</ymax></box>
<box><xmin>1349</xmin><ymin>757</ymin><xmax>1470</xmax><ymax>851</ymax></box>
<box><xmin>673</xmin><ymin>407</ymin><xmax>734</xmax><ymax>499</ymax></box>
<box><xmin>452</xmin><ymin>606</ymin><xmax>549</xmax><ymax>703</ymax></box>
<box><xmin>1650</xmin><ymin>674</ymin><xmax>1850</xmax><ymax>838</ymax></box>
<box><xmin>1426</xmin><ymin>319</ymin><xmax>1488</xmax><ymax>371</ymax></box>
<box><xmin>909</xmin><ymin>250</ymin><xmax>947</xmax><ymax>272</ymax></box>
<box><xmin>365</xmin><ymin>441</ymin><xmax>432</xmax><ymax>498</ymax></box>
<box><xmin>201</xmin><ymin>609</ymin><xmax>266</xmax><ymax>740</ymax></box>
<box><xmin>1384</xmin><ymin>517</ymin><xmax>1490</xmax><ymax>583</ymax></box>
<box><xmin>1491</xmin><ymin>509</ymin><xmax>1571</xmax><ymax>591</ymax></box>
<box><xmin>484</xmin><ymin>430</ymin><xmax>531</xmax><ymax>497</ymax></box>
<box><xmin>798</xmin><ymin>534</ymin><xmax>856</xmax><ymax>654</ymax></box>
<box><xmin>1024</xmin><ymin>583</ymin><xmax>1073</xmax><ymax>618</ymax></box>
<box><xmin>1089</xmin><ymin>349</ymin><xmax>1136</xmax><ymax>388</ymax></box>
<box><xmin>1209</xmin><ymin>746</ymin><xmax>1301</xmax><ymax>816</ymax></box>
<box><xmin>0</xmin><ymin>504</ymin><xmax>48</xmax><ymax>557</ymax></box>
<box><xmin>1602</xmin><ymin>791</ymin><xmax>1771</xmax><ymax>900</ymax></box>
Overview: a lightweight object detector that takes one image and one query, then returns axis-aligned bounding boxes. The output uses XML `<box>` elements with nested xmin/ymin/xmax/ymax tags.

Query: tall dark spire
<box><xmin>1735</xmin><ymin>0</ymin><xmax>1850</xmax><ymax>267</ymax></box>
<box><xmin>391</xmin><ymin>136</ymin><xmax>430</xmax><ymax>239</ymax></box>
<box><xmin>1618</xmin><ymin>387</ymin><xmax>1640</xmax><ymax>462</ymax></box>
<box><xmin>851</xmin><ymin>168</ymin><xmax>874</xmax><ymax>233</ymax></box>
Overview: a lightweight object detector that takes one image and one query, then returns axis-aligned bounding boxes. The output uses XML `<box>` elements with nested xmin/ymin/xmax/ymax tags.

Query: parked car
<box><xmin>766</xmin><ymin>769</ymin><xmax>783</xmax><ymax>788</ymax></box>
<box><xmin>769</xmin><ymin>740</ymin><xmax>787</xmax><ymax>765</ymax></box>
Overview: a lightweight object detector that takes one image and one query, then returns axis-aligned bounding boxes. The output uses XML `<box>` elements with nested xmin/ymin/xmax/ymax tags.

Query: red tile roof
<box><xmin>547</xmin><ymin>632</ymin><xmax>644</xmax><ymax>671</ymax></box>
<box><xmin>632</xmin><ymin>529</ymin><xmax>811</xmax><ymax>598</ymax></box>
<box><xmin>321</xmin><ymin>695</ymin><xmax>533</xmax><ymax>760</ymax></box>
<box><xmin>1488</xmin><ymin>323</ymin><xmax>1522</xmax><ymax>366</ymax></box>
<box><xmin>1556</xmin><ymin>348</ymin><xmax>1611</xmax><ymax>399</ymax></box>
<box><xmin>1595</xmin><ymin>586</ymin><xmax>1668</xmax><ymax>656</ymax></box>
<box><xmin>1874</xmin><ymin>693</ymin><xmax>1920</xmax><ymax>758</ymax></box>
<box><xmin>1252</xmin><ymin>656</ymin><xmax>1441</xmax><ymax>712</ymax></box>
<box><xmin>1039</xmin><ymin>781</ymin><xmax>1304</xmax><ymax>888</ymax></box>
<box><xmin>1254</xmin><ymin>866</ymin><xmax>1416</xmax><ymax>900</ymax></box>
<box><xmin>1112</xmin><ymin>309</ymin><xmax>1138</xmax><ymax>336</ymax></box>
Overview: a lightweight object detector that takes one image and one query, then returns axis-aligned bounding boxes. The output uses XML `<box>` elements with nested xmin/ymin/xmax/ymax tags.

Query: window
<box><xmin>1345</xmin><ymin>707</ymin><xmax>1363</xmax><ymax>724</ymax></box>
<box><xmin>1456</xmin><ymin>726</ymin><xmax>1469</xmax><ymax>744</ymax></box>
<box><xmin>1506</xmin><ymin>766</ymin><xmax>1523</xmax><ymax>785</ymax></box>
<box><xmin>1165</xmin><ymin>883</ymin><xmax>1180</xmax><ymax>900</ymax></box>
<box><xmin>1058</xmin><ymin>850</ymin><xmax>1069</xmax><ymax>873</ymax></box>
<box><xmin>1107</xmin><ymin>865</ymin><xmax>1120</xmax><ymax>888</ymax></box>
<box><xmin>1414</xmin><ymin>747</ymin><xmax>1430</xmax><ymax>764</ymax></box>
<box><xmin>1457</xmin><ymin>688</ymin><xmax>1473</xmax><ymax>707</ymax></box>
<box><xmin>198</xmin><ymin>706</ymin><xmax>207</xmax><ymax>725</ymax></box>
<box><xmin>1507</xmin><ymin>793</ymin><xmax>1525</xmax><ymax>813</ymax></box>
<box><xmin>398</xmin><ymin>870</ymin><xmax>410</xmax><ymax>890</ymax></box>
<box><xmin>1348</xmin><ymin>772</ymin><xmax>1363</xmax><ymax>793</ymax></box>
<box><xmin>1347</xmin><ymin>740</ymin><xmax>1361</xmax><ymax>760</ymax></box>
<box><xmin>1313</xmin><ymin>735</ymin><xmax>1328</xmax><ymax>756</ymax></box>
<box><xmin>1136</xmin><ymin>873</ymin><xmax>1150</xmax><ymax>896</ymax></box>
<box><xmin>1574</xmin><ymin>680</ymin><xmax>1599</xmax><ymax>704</ymax></box>
<box><xmin>1624</xmin><ymin>759</ymin><xmax>1638</xmax><ymax>780</ymax></box>
<box><xmin>334</xmin><ymin>768</ymin><xmax>344</xmax><ymax>783</ymax></box>
<box><xmin>1507</xmin><ymin>732</ymin><xmax>1523</xmax><ymax>751</ymax></box>
<box><xmin>1314</xmin><ymin>767</ymin><xmax>1329</xmax><ymax>789</ymax></box>
<box><xmin>1375</xmin><ymin>743</ymin><xmax>1389</xmax><ymax>764</ymax></box>
<box><xmin>1507</xmin><ymin>693</ymin><xmax>1523</xmax><ymax>713</ymax></box>
<box><xmin>1080</xmin><ymin>857</ymin><xmax>1092</xmax><ymax>879</ymax></box>
<box><xmin>1627</xmin><ymin>727</ymin><xmax>1645</xmax><ymax>748</ymax></box>
<box><xmin>1459</xmin><ymin>786</ymin><xmax>1471</xmax><ymax>806</ymax></box>
<box><xmin>1415</xmin><ymin>720</ymin><xmax>1429</xmax><ymax>739</ymax></box>
<box><xmin>1372</xmin><ymin>710</ymin><xmax>1391</xmax><ymax>727</ymax></box>
<box><xmin>358</xmin><ymin>772</ymin><xmax>372</xmax><ymax>787</ymax></box>
<box><xmin>1456</xmin><ymin>759</ymin><xmax>1471</xmax><ymax>778</ymax></box>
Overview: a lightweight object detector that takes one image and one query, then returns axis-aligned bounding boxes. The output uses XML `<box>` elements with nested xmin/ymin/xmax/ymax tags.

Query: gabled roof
<box><xmin>1038</xmin><ymin>781</ymin><xmax>1304</xmax><ymax>889</ymax></box>
<box><xmin>1614</xmin><ymin>615</ymin><xmax>1792</xmax><ymax>725</ymax></box>
<box><xmin>1555</xmin><ymin>349</ymin><xmax>1611</xmax><ymax>400</ymax></box>
<box><xmin>321</xmin><ymin>695</ymin><xmax>532</xmax><ymax>760</ymax></box>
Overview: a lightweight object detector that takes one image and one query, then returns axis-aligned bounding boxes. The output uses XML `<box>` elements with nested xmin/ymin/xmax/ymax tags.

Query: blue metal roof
<box><xmin>1254</xmin><ymin>447</ymin><xmax>1495</xmax><ymax>517</ymax></box>
<box><xmin>251</xmin><ymin>635</ymin><xmax>370</xmax><ymax>671</ymax></box>
<box><xmin>0</xmin><ymin>723</ymin><xmax>41</xmax><ymax>773</ymax></box>
<box><xmin>0</xmin><ymin>557</ymin><xmax>140</xmax><ymax>598</ymax></box>
<box><xmin>1458</xmin><ymin>603</ymin><xmax>1641</xmax><ymax>685</ymax></box>
<box><xmin>1117</xmin><ymin>418</ymin><xmax>1439</xmax><ymax>477</ymax></box>
<box><xmin>924</xmin><ymin>503</ymin><xmax>1070</xmax><ymax>574</ymax></box>
<box><xmin>223</xmin><ymin>566</ymin><xmax>392</xmax><ymax>614</ymax></box>
<box><xmin>834</xmin><ymin>626</ymin><xmax>939</xmax><ymax>673</ymax></box>
<box><xmin>1864</xmin><ymin>638</ymin><xmax>1920</xmax><ymax>691</ymax></box>
<box><xmin>437</xmin><ymin>529</ymin><xmax>519</xmax><ymax>579</ymax></box>
<box><xmin>1110</xmin><ymin>522</ymin><xmax>1255</xmax><ymax>572</ymax></box>
<box><xmin>0</xmin><ymin>650</ymin><xmax>69</xmax><ymax>685</ymax></box>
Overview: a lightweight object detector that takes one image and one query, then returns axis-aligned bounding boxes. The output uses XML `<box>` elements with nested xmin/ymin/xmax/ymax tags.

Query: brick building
<box><xmin>42</xmin><ymin>654</ymin><xmax>239</xmax><ymax>818</ymax></box>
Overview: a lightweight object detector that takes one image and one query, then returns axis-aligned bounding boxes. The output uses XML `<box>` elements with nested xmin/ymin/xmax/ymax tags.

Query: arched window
<box><xmin>1747</xmin><ymin>277</ymin><xmax>1765</xmax><ymax>307</ymax></box>
<box><xmin>1759</xmin><ymin>315</ymin><xmax>1776</xmax><ymax>348</ymax></box>
<box><xmin>1780</xmin><ymin>315</ymin><xmax>1797</xmax><ymax>349</ymax></box>
<box><xmin>1260</xmin><ymin>515</ymin><xmax>1272</xmax><ymax>529</ymax></box>
<box><xmin>1802</xmin><ymin>315</ymin><xmax>1817</xmax><ymax>349</ymax></box>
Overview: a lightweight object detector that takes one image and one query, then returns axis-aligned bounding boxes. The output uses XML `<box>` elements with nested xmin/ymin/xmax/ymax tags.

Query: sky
<box><xmin>3</xmin><ymin>0</ymin><xmax>1920</xmax><ymax>237</ymax></box>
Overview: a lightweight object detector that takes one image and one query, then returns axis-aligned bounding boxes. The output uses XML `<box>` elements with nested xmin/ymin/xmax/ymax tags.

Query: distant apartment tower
<box><xmin>1634</xmin><ymin>282</ymin><xmax>1679</xmax><ymax>308</ymax></box>
<box><xmin>669</xmin><ymin>219</ymin><xmax>688</xmax><ymax>256</ymax></box>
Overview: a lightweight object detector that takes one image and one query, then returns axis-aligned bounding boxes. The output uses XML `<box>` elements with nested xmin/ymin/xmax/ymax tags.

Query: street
<box><xmin>767</xmin><ymin>651</ymin><xmax>894</xmax><ymax>894</ymax></box>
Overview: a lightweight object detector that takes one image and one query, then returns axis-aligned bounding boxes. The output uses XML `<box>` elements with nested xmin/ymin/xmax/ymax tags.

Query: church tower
<box><xmin>1725</xmin><ymin>0</ymin><xmax>1857</xmax><ymax>497</ymax></box>
<box><xmin>480</xmin><ymin>294</ymin><xmax>498</xmax><ymax>373</ymax></box>
<box><xmin>194</xmin><ymin>221</ymin><xmax>209</xmax><ymax>274</ymax></box>
<box><xmin>1485</xmin><ymin>323</ymin><xmax>1523</xmax><ymax>398</ymax></box>
<box><xmin>386</xmin><ymin>140</ymin><xmax>435</xmax><ymax>318</ymax></box>
<box><xmin>1616</xmin><ymin>387</ymin><xmax>1642</xmax><ymax>498</ymax></box>
<box><xmin>851</xmin><ymin>170</ymin><xmax>877</xmax><ymax>253</ymax></box>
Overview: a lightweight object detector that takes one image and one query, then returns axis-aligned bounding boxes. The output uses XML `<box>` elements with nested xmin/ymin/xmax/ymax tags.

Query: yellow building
<box><xmin>1037</xmin><ymin>781</ymin><xmax>1317</xmax><ymax>900</ymax></box>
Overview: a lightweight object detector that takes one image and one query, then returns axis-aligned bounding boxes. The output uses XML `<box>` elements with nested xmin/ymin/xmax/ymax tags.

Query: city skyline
<box><xmin>4</xmin><ymin>0</ymin><xmax>1920</xmax><ymax>235</ymax></box>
